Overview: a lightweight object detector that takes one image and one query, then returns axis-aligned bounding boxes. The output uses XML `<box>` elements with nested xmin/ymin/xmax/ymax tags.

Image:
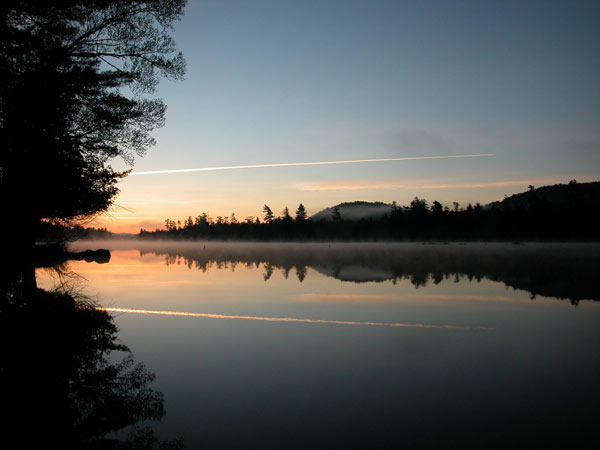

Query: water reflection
<box><xmin>133</xmin><ymin>242</ymin><xmax>600</xmax><ymax>304</ymax></box>
<box><xmin>54</xmin><ymin>241</ymin><xmax>600</xmax><ymax>450</ymax></box>
<box><xmin>102</xmin><ymin>306</ymin><xmax>493</xmax><ymax>330</ymax></box>
<box><xmin>0</xmin><ymin>261</ymin><xmax>182</xmax><ymax>449</ymax></box>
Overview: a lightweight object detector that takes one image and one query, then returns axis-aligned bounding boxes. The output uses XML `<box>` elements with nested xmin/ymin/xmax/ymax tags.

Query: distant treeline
<box><xmin>139</xmin><ymin>181</ymin><xmax>600</xmax><ymax>241</ymax></box>
<box><xmin>37</xmin><ymin>224</ymin><xmax>116</xmax><ymax>243</ymax></box>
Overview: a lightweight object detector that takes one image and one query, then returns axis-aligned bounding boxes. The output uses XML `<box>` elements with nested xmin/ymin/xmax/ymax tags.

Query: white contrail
<box><xmin>130</xmin><ymin>153</ymin><xmax>494</xmax><ymax>176</ymax></box>
<box><xmin>102</xmin><ymin>307</ymin><xmax>494</xmax><ymax>330</ymax></box>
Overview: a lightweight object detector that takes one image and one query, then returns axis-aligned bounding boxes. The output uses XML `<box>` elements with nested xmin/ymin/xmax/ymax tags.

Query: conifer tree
<box><xmin>295</xmin><ymin>203</ymin><xmax>307</xmax><ymax>221</ymax></box>
<box><xmin>263</xmin><ymin>205</ymin><xmax>275</xmax><ymax>223</ymax></box>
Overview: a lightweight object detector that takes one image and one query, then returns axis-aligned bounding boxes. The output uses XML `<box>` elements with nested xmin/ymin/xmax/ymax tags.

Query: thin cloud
<box><xmin>129</xmin><ymin>154</ymin><xmax>494</xmax><ymax>176</ymax></box>
<box><xmin>292</xmin><ymin>176</ymin><xmax>593</xmax><ymax>192</ymax></box>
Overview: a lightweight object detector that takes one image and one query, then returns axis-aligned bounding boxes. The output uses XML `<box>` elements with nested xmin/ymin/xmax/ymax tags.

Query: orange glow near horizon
<box><xmin>37</xmin><ymin>246</ymin><xmax>578</xmax><ymax>310</ymax></box>
<box><xmin>91</xmin><ymin>173</ymin><xmax>599</xmax><ymax>234</ymax></box>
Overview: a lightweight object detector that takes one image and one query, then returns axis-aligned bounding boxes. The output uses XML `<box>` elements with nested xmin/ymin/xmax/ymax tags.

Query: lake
<box><xmin>37</xmin><ymin>241</ymin><xmax>600</xmax><ymax>449</ymax></box>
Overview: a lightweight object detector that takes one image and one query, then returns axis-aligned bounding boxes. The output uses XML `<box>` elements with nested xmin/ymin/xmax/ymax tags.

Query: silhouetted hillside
<box><xmin>490</xmin><ymin>180</ymin><xmax>600</xmax><ymax>210</ymax></box>
<box><xmin>311</xmin><ymin>201</ymin><xmax>393</xmax><ymax>222</ymax></box>
<box><xmin>314</xmin><ymin>181</ymin><xmax>600</xmax><ymax>220</ymax></box>
<box><xmin>50</xmin><ymin>179</ymin><xmax>597</xmax><ymax>242</ymax></box>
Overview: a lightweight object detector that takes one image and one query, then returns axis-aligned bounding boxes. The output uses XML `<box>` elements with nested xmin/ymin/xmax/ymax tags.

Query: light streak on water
<box><xmin>102</xmin><ymin>307</ymin><xmax>494</xmax><ymax>330</ymax></box>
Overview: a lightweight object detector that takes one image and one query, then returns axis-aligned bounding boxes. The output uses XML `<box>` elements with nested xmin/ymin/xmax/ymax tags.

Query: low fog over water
<box><xmin>70</xmin><ymin>240</ymin><xmax>600</xmax><ymax>304</ymax></box>
<box><xmin>39</xmin><ymin>240</ymin><xmax>599</xmax><ymax>449</ymax></box>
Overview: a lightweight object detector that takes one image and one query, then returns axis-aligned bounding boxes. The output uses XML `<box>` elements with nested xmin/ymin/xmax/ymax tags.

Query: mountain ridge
<box><xmin>310</xmin><ymin>180</ymin><xmax>600</xmax><ymax>221</ymax></box>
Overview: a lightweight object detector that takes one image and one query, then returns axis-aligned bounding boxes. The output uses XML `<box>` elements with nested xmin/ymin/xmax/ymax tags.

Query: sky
<box><xmin>97</xmin><ymin>0</ymin><xmax>600</xmax><ymax>233</ymax></box>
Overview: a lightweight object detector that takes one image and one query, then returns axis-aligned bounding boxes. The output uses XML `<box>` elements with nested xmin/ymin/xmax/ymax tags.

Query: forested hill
<box><xmin>310</xmin><ymin>201</ymin><xmax>393</xmax><ymax>222</ymax></box>
<box><xmin>491</xmin><ymin>180</ymin><xmax>600</xmax><ymax>210</ymax></box>
<box><xmin>309</xmin><ymin>181</ymin><xmax>600</xmax><ymax>223</ymax></box>
<box><xmin>47</xmin><ymin>180</ymin><xmax>599</xmax><ymax>242</ymax></box>
<box><xmin>130</xmin><ymin>180</ymin><xmax>599</xmax><ymax>241</ymax></box>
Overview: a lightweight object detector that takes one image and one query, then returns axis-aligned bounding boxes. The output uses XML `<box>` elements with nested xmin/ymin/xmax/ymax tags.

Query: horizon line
<box><xmin>129</xmin><ymin>153</ymin><xmax>495</xmax><ymax>176</ymax></box>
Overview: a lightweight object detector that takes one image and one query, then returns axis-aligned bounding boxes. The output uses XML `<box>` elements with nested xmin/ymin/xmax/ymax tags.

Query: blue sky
<box><xmin>102</xmin><ymin>0</ymin><xmax>600</xmax><ymax>232</ymax></box>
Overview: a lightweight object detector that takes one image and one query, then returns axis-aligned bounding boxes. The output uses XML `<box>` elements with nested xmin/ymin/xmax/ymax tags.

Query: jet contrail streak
<box><xmin>102</xmin><ymin>307</ymin><xmax>494</xmax><ymax>330</ymax></box>
<box><xmin>130</xmin><ymin>153</ymin><xmax>494</xmax><ymax>176</ymax></box>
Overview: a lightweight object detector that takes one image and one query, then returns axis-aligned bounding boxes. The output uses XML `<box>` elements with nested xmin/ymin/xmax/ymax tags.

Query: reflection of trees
<box><xmin>263</xmin><ymin>263</ymin><xmax>274</xmax><ymax>281</ymax></box>
<box><xmin>139</xmin><ymin>243</ymin><xmax>600</xmax><ymax>305</ymax></box>
<box><xmin>295</xmin><ymin>265</ymin><xmax>308</xmax><ymax>283</ymax></box>
<box><xmin>1</xmin><ymin>268</ymin><xmax>182</xmax><ymax>449</ymax></box>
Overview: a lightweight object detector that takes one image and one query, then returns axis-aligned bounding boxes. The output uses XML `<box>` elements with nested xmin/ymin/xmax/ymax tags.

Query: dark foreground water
<box><xmin>37</xmin><ymin>242</ymin><xmax>600</xmax><ymax>449</ymax></box>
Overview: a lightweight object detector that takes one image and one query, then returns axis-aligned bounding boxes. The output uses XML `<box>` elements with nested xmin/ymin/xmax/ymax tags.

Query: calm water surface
<box><xmin>38</xmin><ymin>242</ymin><xmax>600</xmax><ymax>449</ymax></box>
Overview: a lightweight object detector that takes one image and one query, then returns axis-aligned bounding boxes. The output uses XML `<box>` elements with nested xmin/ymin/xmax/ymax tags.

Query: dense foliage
<box><xmin>0</xmin><ymin>0</ymin><xmax>186</xmax><ymax>247</ymax></box>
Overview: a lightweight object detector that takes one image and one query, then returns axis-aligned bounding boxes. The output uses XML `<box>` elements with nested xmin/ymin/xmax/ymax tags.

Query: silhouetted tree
<box><xmin>332</xmin><ymin>206</ymin><xmax>342</xmax><ymax>222</ymax></box>
<box><xmin>431</xmin><ymin>200</ymin><xmax>443</xmax><ymax>214</ymax></box>
<box><xmin>1</xmin><ymin>0</ymin><xmax>186</xmax><ymax>252</ymax></box>
<box><xmin>295</xmin><ymin>203</ymin><xmax>308</xmax><ymax>221</ymax></box>
<box><xmin>410</xmin><ymin>197</ymin><xmax>428</xmax><ymax>212</ymax></box>
<box><xmin>281</xmin><ymin>206</ymin><xmax>292</xmax><ymax>222</ymax></box>
<box><xmin>263</xmin><ymin>205</ymin><xmax>275</xmax><ymax>223</ymax></box>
